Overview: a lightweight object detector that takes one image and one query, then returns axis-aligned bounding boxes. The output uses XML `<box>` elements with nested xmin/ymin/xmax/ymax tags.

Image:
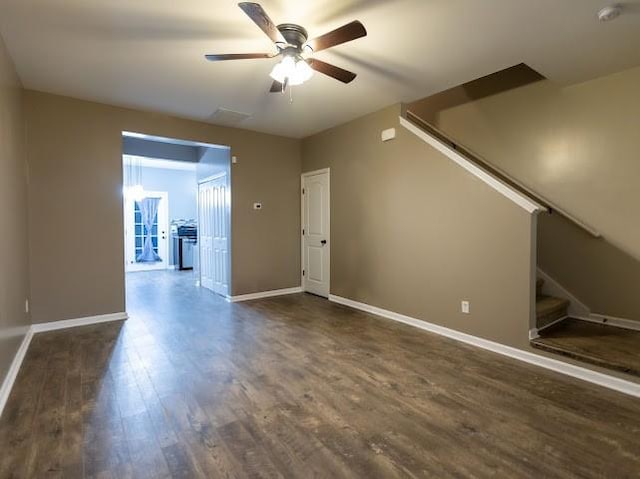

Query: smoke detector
<box><xmin>597</xmin><ymin>5</ymin><xmax>622</xmax><ymax>22</ymax></box>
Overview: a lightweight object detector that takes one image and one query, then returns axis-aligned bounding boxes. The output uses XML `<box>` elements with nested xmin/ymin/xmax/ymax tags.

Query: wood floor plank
<box><xmin>1</xmin><ymin>270</ymin><xmax>639</xmax><ymax>478</ymax></box>
<box><xmin>121</xmin><ymin>411</ymin><xmax>172</xmax><ymax>479</ymax></box>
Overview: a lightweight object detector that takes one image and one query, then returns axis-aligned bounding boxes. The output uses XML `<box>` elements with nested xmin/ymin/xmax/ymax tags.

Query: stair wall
<box><xmin>408</xmin><ymin>64</ymin><xmax>640</xmax><ymax>324</ymax></box>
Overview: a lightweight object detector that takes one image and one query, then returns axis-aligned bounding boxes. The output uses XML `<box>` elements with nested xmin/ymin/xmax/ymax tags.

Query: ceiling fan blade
<box><xmin>308</xmin><ymin>59</ymin><xmax>357</xmax><ymax>83</ymax></box>
<box><xmin>238</xmin><ymin>2</ymin><xmax>285</xmax><ymax>44</ymax></box>
<box><xmin>269</xmin><ymin>80</ymin><xmax>284</xmax><ymax>93</ymax></box>
<box><xmin>307</xmin><ymin>20</ymin><xmax>367</xmax><ymax>53</ymax></box>
<box><xmin>205</xmin><ymin>53</ymin><xmax>274</xmax><ymax>61</ymax></box>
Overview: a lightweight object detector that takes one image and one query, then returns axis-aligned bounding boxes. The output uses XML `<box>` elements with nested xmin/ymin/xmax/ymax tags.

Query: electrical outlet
<box><xmin>25</xmin><ymin>299</ymin><xmax>29</xmax><ymax>313</ymax></box>
<box><xmin>461</xmin><ymin>301</ymin><xmax>470</xmax><ymax>314</ymax></box>
<box><xmin>253</xmin><ymin>202</ymin><xmax>262</xmax><ymax>210</ymax></box>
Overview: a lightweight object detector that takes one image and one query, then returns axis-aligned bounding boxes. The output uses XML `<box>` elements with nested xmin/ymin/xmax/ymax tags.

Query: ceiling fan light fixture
<box><xmin>293</xmin><ymin>58</ymin><xmax>314</xmax><ymax>84</ymax></box>
<box><xmin>269</xmin><ymin>55</ymin><xmax>313</xmax><ymax>86</ymax></box>
<box><xmin>205</xmin><ymin>3</ymin><xmax>366</xmax><ymax>93</ymax></box>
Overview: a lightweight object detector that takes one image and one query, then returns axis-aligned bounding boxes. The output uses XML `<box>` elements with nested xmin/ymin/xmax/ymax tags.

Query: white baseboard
<box><xmin>0</xmin><ymin>311</ymin><xmax>128</xmax><ymax>419</ymax></box>
<box><xmin>32</xmin><ymin>312</ymin><xmax>129</xmax><ymax>333</ymax></box>
<box><xmin>575</xmin><ymin>314</ymin><xmax>640</xmax><ymax>332</ymax></box>
<box><xmin>329</xmin><ymin>294</ymin><xmax>640</xmax><ymax>398</ymax></box>
<box><xmin>227</xmin><ymin>286</ymin><xmax>303</xmax><ymax>303</ymax></box>
<box><xmin>0</xmin><ymin>328</ymin><xmax>34</xmax><ymax>418</ymax></box>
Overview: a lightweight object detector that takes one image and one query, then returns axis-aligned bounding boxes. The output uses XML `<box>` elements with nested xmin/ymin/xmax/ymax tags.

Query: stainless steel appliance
<box><xmin>171</xmin><ymin>221</ymin><xmax>197</xmax><ymax>270</ymax></box>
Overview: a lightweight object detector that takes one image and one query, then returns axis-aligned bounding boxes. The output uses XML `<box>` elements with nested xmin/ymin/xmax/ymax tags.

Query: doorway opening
<box><xmin>121</xmin><ymin>132</ymin><xmax>231</xmax><ymax>304</ymax></box>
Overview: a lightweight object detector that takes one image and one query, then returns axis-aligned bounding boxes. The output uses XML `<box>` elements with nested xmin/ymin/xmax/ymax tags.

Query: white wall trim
<box><xmin>399</xmin><ymin>116</ymin><xmax>545</xmax><ymax>214</ymax></box>
<box><xmin>31</xmin><ymin>312</ymin><xmax>129</xmax><ymax>333</ymax></box>
<box><xmin>0</xmin><ymin>328</ymin><xmax>34</xmax><ymax>418</ymax></box>
<box><xmin>227</xmin><ymin>287</ymin><xmax>302</xmax><ymax>303</ymax></box>
<box><xmin>329</xmin><ymin>294</ymin><xmax>640</xmax><ymax>398</ymax></box>
<box><xmin>536</xmin><ymin>269</ymin><xmax>640</xmax><ymax>331</ymax></box>
<box><xmin>1</xmin><ymin>311</ymin><xmax>128</xmax><ymax>418</ymax></box>
<box><xmin>536</xmin><ymin>268</ymin><xmax>591</xmax><ymax>318</ymax></box>
<box><xmin>574</xmin><ymin>314</ymin><xmax>640</xmax><ymax>332</ymax></box>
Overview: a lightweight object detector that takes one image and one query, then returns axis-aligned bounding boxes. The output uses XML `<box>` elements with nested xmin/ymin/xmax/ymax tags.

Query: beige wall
<box><xmin>302</xmin><ymin>104</ymin><xmax>534</xmax><ymax>348</ymax></box>
<box><xmin>24</xmin><ymin>91</ymin><xmax>301</xmax><ymax>323</ymax></box>
<box><xmin>0</xmin><ymin>36</ymin><xmax>30</xmax><ymax>386</ymax></box>
<box><xmin>409</xmin><ymin>66</ymin><xmax>640</xmax><ymax>320</ymax></box>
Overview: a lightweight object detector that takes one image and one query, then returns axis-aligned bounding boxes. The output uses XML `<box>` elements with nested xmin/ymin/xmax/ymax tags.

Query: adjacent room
<box><xmin>122</xmin><ymin>133</ymin><xmax>232</xmax><ymax>299</ymax></box>
<box><xmin>1</xmin><ymin>1</ymin><xmax>639</xmax><ymax>477</ymax></box>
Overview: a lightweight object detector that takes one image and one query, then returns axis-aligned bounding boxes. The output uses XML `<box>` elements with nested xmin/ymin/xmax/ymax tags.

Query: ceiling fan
<box><xmin>205</xmin><ymin>2</ymin><xmax>367</xmax><ymax>93</ymax></box>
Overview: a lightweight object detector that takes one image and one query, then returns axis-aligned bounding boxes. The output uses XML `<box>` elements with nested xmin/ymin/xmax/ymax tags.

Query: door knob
<box><xmin>321</xmin><ymin>240</ymin><xmax>327</xmax><ymax>245</ymax></box>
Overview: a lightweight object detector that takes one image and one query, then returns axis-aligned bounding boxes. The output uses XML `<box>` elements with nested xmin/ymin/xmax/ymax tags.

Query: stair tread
<box><xmin>536</xmin><ymin>295</ymin><xmax>569</xmax><ymax>317</ymax></box>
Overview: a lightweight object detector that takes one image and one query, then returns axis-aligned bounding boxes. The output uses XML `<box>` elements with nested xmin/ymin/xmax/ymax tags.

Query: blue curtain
<box><xmin>136</xmin><ymin>197</ymin><xmax>162</xmax><ymax>263</ymax></box>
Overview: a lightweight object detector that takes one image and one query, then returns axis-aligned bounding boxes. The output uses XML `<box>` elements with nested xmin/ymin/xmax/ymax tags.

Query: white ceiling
<box><xmin>1</xmin><ymin>0</ymin><xmax>639</xmax><ymax>138</ymax></box>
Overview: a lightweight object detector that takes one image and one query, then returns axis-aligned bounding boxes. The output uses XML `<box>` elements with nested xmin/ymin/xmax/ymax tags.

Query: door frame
<box><xmin>301</xmin><ymin>168</ymin><xmax>330</xmax><ymax>295</ymax></box>
<box><xmin>197</xmin><ymin>171</ymin><xmax>231</xmax><ymax>297</ymax></box>
<box><xmin>124</xmin><ymin>190</ymin><xmax>170</xmax><ymax>272</ymax></box>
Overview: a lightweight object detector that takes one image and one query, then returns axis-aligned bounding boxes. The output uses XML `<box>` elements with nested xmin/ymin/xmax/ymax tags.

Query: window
<box><xmin>134</xmin><ymin>201</ymin><xmax>159</xmax><ymax>261</ymax></box>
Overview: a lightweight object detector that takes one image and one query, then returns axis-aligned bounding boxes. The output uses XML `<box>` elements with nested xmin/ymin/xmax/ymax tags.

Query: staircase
<box><xmin>535</xmin><ymin>278</ymin><xmax>569</xmax><ymax>330</ymax></box>
<box><xmin>400</xmin><ymin>103</ymin><xmax>640</xmax><ymax>380</ymax></box>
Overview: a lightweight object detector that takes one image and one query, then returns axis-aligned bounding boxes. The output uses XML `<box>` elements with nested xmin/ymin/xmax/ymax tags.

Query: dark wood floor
<box><xmin>532</xmin><ymin>318</ymin><xmax>640</xmax><ymax>378</ymax></box>
<box><xmin>1</xmin><ymin>271</ymin><xmax>639</xmax><ymax>478</ymax></box>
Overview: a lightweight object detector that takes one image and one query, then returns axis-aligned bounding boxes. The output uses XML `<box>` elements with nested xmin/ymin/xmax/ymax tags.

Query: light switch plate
<box><xmin>461</xmin><ymin>301</ymin><xmax>470</xmax><ymax>314</ymax></box>
<box><xmin>381</xmin><ymin>128</ymin><xmax>396</xmax><ymax>142</ymax></box>
<box><xmin>253</xmin><ymin>203</ymin><xmax>262</xmax><ymax>210</ymax></box>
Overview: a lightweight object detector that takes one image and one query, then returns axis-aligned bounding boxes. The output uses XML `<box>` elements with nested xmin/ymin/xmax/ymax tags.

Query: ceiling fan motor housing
<box><xmin>277</xmin><ymin>24</ymin><xmax>309</xmax><ymax>49</ymax></box>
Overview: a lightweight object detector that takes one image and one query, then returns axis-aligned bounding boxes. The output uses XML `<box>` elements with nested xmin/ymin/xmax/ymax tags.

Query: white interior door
<box><xmin>124</xmin><ymin>191</ymin><xmax>169</xmax><ymax>272</ymax></box>
<box><xmin>302</xmin><ymin>169</ymin><xmax>330</xmax><ymax>297</ymax></box>
<box><xmin>198</xmin><ymin>174</ymin><xmax>230</xmax><ymax>296</ymax></box>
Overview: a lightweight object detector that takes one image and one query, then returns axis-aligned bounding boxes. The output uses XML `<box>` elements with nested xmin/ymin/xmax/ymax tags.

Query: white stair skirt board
<box><xmin>329</xmin><ymin>294</ymin><xmax>640</xmax><ymax>398</ymax></box>
<box><xmin>227</xmin><ymin>287</ymin><xmax>303</xmax><ymax>303</ymax></box>
<box><xmin>0</xmin><ymin>311</ymin><xmax>128</xmax><ymax>418</ymax></box>
<box><xmin>536</xmin><ymin>268</ymin><xmax>590</xmax><ymax>318</ymax></box>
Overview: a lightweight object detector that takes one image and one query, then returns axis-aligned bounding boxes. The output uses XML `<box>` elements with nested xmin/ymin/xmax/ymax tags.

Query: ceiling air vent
<box><xmin>209</xmin><ymin>108</ymin><xmax>252</xmax><ymax>126</ymax></box>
